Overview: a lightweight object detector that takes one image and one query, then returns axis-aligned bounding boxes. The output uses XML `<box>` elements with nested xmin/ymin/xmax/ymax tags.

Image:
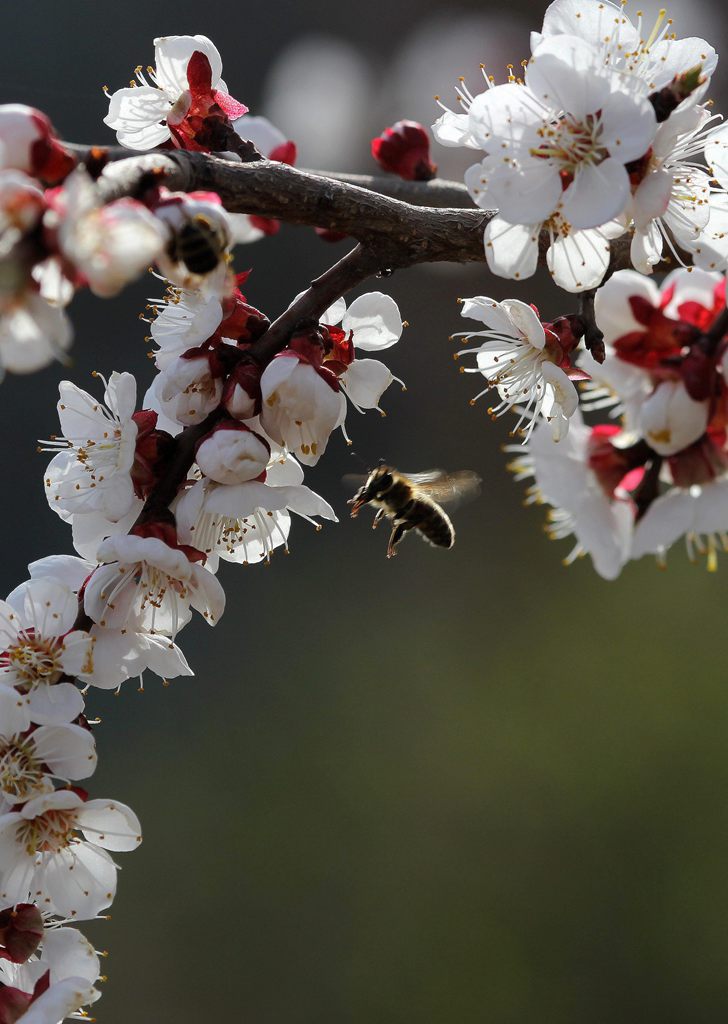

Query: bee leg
<box><xmin>372</xmin><ymin>509</ymin><xmax>386</xmax><ymax>530</ymax></box>
<box><xmin>386</xmin><ymin>522</ymin><xmax>408</xmax><ymax>558</ymax></box>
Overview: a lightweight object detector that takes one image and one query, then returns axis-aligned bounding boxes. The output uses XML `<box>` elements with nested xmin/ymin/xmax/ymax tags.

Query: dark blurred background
<box><xmin>4</xmin><ymin>1</ymin><xmax>728</xmax><ymax>1021</ymax></box>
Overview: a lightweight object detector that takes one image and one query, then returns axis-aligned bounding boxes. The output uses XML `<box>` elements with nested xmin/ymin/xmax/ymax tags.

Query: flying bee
<box><xmin>167</xmin><ymin>213</ymin><xmax>228</xmax><ymax>275</ymax></box>
<box><xmin>347</xmin><ymin>465</ymin><xmax>481</xmax><ymax>558</ymax></box>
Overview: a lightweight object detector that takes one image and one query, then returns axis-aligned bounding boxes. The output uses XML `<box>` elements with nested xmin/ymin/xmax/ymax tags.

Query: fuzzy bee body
<box><xmin>348</xmin><ymin>465</ymin><xmax>479</xmax><ymax>558</ymax></box>
<box><xmin>167</xmin><ymin>214</ymin><xmax>227</xmax><ymax>275</ymax></box>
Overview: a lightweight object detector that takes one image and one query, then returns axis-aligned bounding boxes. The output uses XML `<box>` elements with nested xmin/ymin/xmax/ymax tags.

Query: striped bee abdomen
<box><xmin>409</xmin><ymin>498</ymin><xmax>455</xmax><ymax>548</ymax></box>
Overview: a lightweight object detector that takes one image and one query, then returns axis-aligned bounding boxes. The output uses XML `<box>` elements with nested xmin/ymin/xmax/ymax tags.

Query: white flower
<box><xmin>41</xmin><ymin>372</ymin><xmax>140</xmax><ymax>524</ymax></box>
<box><xmin>260</xmin><ymin>354</ymin><xmax>344</xmax><ymax>466</ymax></box>
<box><xmin>53</xmin><ymin>168</ymin><xmax>168</xmax><ymax>297</ymax></box>
<box><xmin>0</xmin><ymin>719</ymin><xmax>96</xmax><ymax>803</ymax></box>
<box><xmin>632</xmin><ymin>478</ymin><xmax>728</xmax><ymax>569</ymax></box>
<box><xmin>468</xmin><ymin>175</ymin><xmax>625</xmax><ymax>291</ymax></box>
<box><xmin>103</xmin><ymin>35</ymin><xmax>230</xmax><ymax>150</ymax></box>
<box><xmin>508</xmin><ymin>410</ymin><xmax>633</xmax><ymax>579</ymax></box>
<box><xmin>176</xmin><ymin>449</ymin><xmax>337</xmax><ymax>569</ymax></box>
<box><xmin>535</xmin><ymin>0</ymin><xmax>718</xmax><ymax>96</ymax></box>
<box><xmin>0</xmin><ymin>579</ymin><xmax>92</xmax><ymax>731</ymax></box>
<box><xmin>0</xmin><ymin>289</ymin><xmax>71</xmax><ymax>376</ymax></box>
<box><xmin>84</xmin><ymin>535</ymin><xmax>225</xmax><ymax>636</ymax></box>
<box><xmin>319</xmin><ymin>291</ymin><xmax>405</xmax><ymax>415</ymax></box>
<box><xmin>467</xmin><ymin>36</ymin><xmax>656</xmax><ymax>230</ymax></box>
<box><xmin>195</xmin><ymin>422</ymin><xmax>270</xmax><ymax>484</ymax></box>
<box><xmin>149</xmin><ymin>282</ymin><xmax>225</xmax><ymax>370</ymax></box>
<box><xmin>0</xmin><ymin>789</ymin><xmax>140</xmax><ymax>918</ymax></box>
<box><xmin>153</xmin><ymin>352</ymin><xmax>224</xmax><ymax>426</ymax></box>
<box><xmin>453</xmin><ymin>296</ymin><xmax>578</xmax><ymax>441</ymax></box>
<box><xmin>0</xmin><ymin>925</ymin><xmax>100</xmax><ymax>1024</ymax></box>
<box><xmin>639</xmin><ymin>380</ymin><xmax>709</xmax><ymax>456</ymax></box>
<box><xmin>23</xmin><ymin>552</ymin><xmax>194</xmax><ymax>691</ymax></box>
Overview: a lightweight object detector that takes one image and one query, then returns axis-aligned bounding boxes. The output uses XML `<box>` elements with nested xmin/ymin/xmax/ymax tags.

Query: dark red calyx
<box><xmin>131</xmin><ymin>410</ymin><xmax>175</xmax><ymax>500</ymax></box>
<box><xmin>218</xmin><ymin>291</ymin><xmax>270</xmax><ymax>343</ymax></box>
<box><xmin>371</xmin><ymin>120</ymin><xmax>437</xmax><ymax>181</ymax></box>
<box><xmin>0</xmin><ymin>905</ymin><xmax>43</xmax><ymax>965</ymax></box>
<box><xmin>288</xmin><ymin>321</ymin><xmax>329</xmax><ymax>366</ymax></box>
<box><xmin>322</xmin><ymin>324</ymin><xmax>354</xmax><ymax>376</ymax></box>
<box><xmin>668</xmin><ymin>431</ymin><xmax>728</xmax><ymax>487</ymax></box>
<box><xmin>131</xmin><ymin>516</ymin><xmax>207</xmax><ymax>564</ymax></box>
<box><xmin>649</xmin><ymin>65</ymin><xmax>704</xmax><ymax>123</ymax></box>
<box><xmin>587</xmin><ymin>425</ymin><xmax>637</xmax><ymax>497</ymax></box>
<box><xmin>0</xmin><ymin>982</ymin><xmax>33</xmax><ymax>1024</ymax></box>
<box><xmin>222</xmin><ymin>360</ymin><xmax>262</xmax><ymax>414</ymax></box>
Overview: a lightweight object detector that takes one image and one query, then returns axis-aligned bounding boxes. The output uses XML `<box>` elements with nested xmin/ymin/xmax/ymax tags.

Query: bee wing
<box><xmin>342</xmin><ymin>473</ymin><xmax>368</xmax><ymax>492</ymax></box>
<box><xmin>415</xmin><ymin>470</ymin><xmax>482</xmax><ymax>510</ymax></box>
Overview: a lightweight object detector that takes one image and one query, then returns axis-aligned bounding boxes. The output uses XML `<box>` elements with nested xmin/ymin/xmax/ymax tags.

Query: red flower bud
<box><xmin>131</xmin><ymin>410</ymin><xmax>174</xmax><ymax>500</ymax></box>
<box><xmin>0</xmin><ymin>905</ymin><xmax>43</xmax><ymax>965</ymax></box>
<box><xmin>371</xmin><ymin>120</ymin><xmax>437</xmax><ymax>181</ymax></box>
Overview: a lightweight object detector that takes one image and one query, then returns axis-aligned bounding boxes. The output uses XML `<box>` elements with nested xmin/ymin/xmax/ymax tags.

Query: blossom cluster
<box><xmin>434</xmin><ymin>0</ymin><xmax>728</xmax><ymax>291</ymax></box>
<box><xmin>0</xmin><ymin>29</ymin><xmax>415</xmax><ymax>1019</ymax></box>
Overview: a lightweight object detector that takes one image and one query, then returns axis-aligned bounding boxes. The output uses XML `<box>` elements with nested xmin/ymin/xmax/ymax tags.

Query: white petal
<box><xmin>78</xmin><ymin>799</ymin><xmax>141</xmax><ymax>852</ymax></box>
<box><xmin>594</xmin><ymin>269</ymin><xmax>660</xmax><ymax>342</ymax></box>
<box><xmin>42</xmin><ymin>926</ymin><xmax>100</xmax><ymax>985</ymax></box>
<box><xmin>500</xmin><ymin>299</ymin><xmax>546</xmax><ymax>349</ymax></box>
<box><xmin>526</xmin><ymin>35</ymin><xmax>611</xmax><ymax>120</ymax></box>
<box><xmin>32</xmin><ymin>724</ymin><xmax>97</xmax><ymax>782</ymax></box>
<box><xmin>26</xmin><ymin>682</ymin><xmax>84</xmax><ymax>726</ymax></box>
<box><xmin>103</xmin><ymin>87</ymin><xmax>172</xmax><ymax>150</ymax></box>
<box><xmin>486</xmin><ymin>154</ymin><xmax>562</xmax><ymax>226</ymax></box>
<box><xmin>467</xmin><ymin>83</ymin><xmax>544</xmax><ymax>152</ymax></box>
<box><xmin>153</xmin><ymin>34</ymin><xmax>222</xmax><ymax>96</ymax></box>
<box><xmin>599</xmin><ymin>87</ymin><xmax>656</xmax><ymax>164</ymax></box>
<box><xmin>41</xmin><ymin>842</ymin><xmax>117</xmax><ymax>920</ymax></box>
<box><xmin>342</xmin><ymin>292</ymin><xmax>402</xmax><ymax>351</ymax></box>
<box><xmin>632</xmin><ymin>490</ymin><xmax>694</xmax><ymax>557</ymax></box>
<box><xmin>547</xmin><ymin>228</ymin><xmax>610</xmax><ymax>292</ymax></box>
<box><xmin>431</xmin><ymin>110</ymin><xmax>479</xmax><ymax>149</ymax></box>
<box><xmin>560</xmin><ymin>158</ymin><xmax>630</xmax><ymax>229</ymax></box>
<box><xmin>342</xmin><ymin>359</ymin><xmax>394</xmax><ymax>410</ymax></box>
<box><xmin>484</xmin><ymin>217</ymin><xmax>539</xmax><ymax>281</ymax></box>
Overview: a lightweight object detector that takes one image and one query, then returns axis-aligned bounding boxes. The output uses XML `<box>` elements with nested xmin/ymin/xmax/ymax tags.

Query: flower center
<box><xmin>0</xmin><ymin>736</ymin><xmax>44</xmax><ymax>802</ymax></box>
<box><xmin>1</xmin><ymin>634</ymin><xmax>63</xmax><ymax>685</ymax></box>
<box><xmin>15</xmin><ymin>808</ymin><xmax>78</xmax><ymax>855</ymax></box>
<box><xmin>533</xmin><ymin>113</ymin><xmax>607</xmax><ymax>175</ymax></box>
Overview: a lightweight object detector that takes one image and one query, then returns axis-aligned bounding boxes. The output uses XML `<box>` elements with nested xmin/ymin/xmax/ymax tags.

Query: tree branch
<box><xmin>89</xmin><ymin>148</ymin><xmax>636</xmax><ymax>273</ymax></box>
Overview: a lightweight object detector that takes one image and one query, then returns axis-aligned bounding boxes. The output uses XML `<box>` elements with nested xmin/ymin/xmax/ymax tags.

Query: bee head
<box><xmin>369</xmin><ymin>464</ymin><xmax>393</xmax><ymax>496</ymax></box>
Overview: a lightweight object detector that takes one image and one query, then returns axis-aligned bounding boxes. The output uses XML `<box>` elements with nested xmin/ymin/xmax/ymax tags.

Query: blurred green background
<box><xmin>4</xmin><ymin>1</ymin><xmax>728</xmax><ymax>1020</ymax></box>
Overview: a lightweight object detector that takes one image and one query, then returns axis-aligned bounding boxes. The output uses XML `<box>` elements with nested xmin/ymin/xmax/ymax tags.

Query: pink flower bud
<box><xmin>195</xmin><ymin>420</ymin><xmax>270</xmax><ymax>484</ymax></box>
<box><xmin>371</xmin><ymin>121</ymin><xmax>437</xmax><ymax>182</ymax></box>
<box><xmin>0</xmin><ymin>104</ymin><xmax>75</xmax><ymax>184</ymax></box>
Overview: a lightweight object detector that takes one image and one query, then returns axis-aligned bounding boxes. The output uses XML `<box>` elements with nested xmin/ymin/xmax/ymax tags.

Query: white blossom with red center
<box><xmin>0</xmin><ymin>579</ymin><xmax>92</xmax><ymax>731</ymax></box>
<box><xmin>533</xmin><ymin>1</ymin><xmax>717</xmax><ymax>96</ymax></box>
<box><xmin>466</xmin><ymin>36</ymin><xmax>656</xmax><ymax>229</ymax></box>
<box><xmin>176</xmin><ymin>447</ymin><xmax>337</xmax><ymax>569</ymax></box>
<box><xmin>260</xmin><ymin>327</ymin><xmax>345</xmax><ymax>466</ymax></box>
<box><xmin>103</xmin><ymin>35</ymin><xmax>247</xmax><ymax>151</ymax></box>
<box><xmin>0</xmin><ymin>789</ymin><xmax>140</xmax><ymax>919</ymax></box>
<box><xmin>84</xmin><ymin>534</ymin><xmax>225</xmax><ymax>636</ymax></box>
<box><xmin>26</xmin><ymin>554</ymin><xmax>193</xmax><ymax>692</ymax></box>
<box><xmin>0</xmin><ymin>922</ymin><xmax>100</xmax><ymax>1024</ymax></box>
<box><xmin>319</xmin><ymin>291</ymin><xmax>405</xmax><ymax>416</ymax></box>
<box><xmin>507</xmin><ymin>410</ymin><xmax>634</xmax><ymax>579</ymax></box>
<box><xmin>41</xmin><ymin>372</ymin><xmax>141</xmax><ymax>525</ymax></box>
<box><xmin>0</xmin><ymin>720</ymin><xmax>96</xmax><ymax>804</ymax></box>
<box><xmin>453</xmin><ymin>296</ymin><xmax>586</xmax><ymax>441</ymax></box>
